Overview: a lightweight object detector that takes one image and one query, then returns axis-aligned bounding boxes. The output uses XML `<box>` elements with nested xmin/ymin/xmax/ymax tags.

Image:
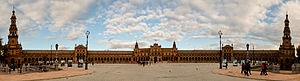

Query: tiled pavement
<box><xmin>212</xmin><ymin>67</ymin><xmax>300</xmax><ymax>81</ymax></box>
<box><xmin>46</xmin><ymin>63</ymin><xmax>257</xmax><ymax>81</ymax></box>
<box><xmin>6</xmin><ymin>63</ymin><xmax>298</xmax><ymax>81</ymax></box>
<box><xmin>0</xmin><ymin>67</ymin><xmax>93</xmax><ymax>81</ymax></box>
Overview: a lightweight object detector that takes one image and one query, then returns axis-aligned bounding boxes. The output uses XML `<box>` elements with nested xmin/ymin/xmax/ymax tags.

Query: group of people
<box><xmin>137</xmin><ymin>61</ymin><xmax>150</xmax><ymax>67</ymax></box>
<box><xmin>241</xmin><ymin>62</ymin><xmax>268</xmax><ymax>76</ymax></box>
<box><xmin>260</xmin><ymin>63</ymin><xmax>268</xmax><ymax>75</ymax></box>
<box><xmin>5</xmin><ymin>63</ymin><xmax>17</xmax><ymax>73</ymax></box>
<box><xmin>241</xmin><ymin>62</ymin><xmax>251</xmax><ymax>76</ymax></box>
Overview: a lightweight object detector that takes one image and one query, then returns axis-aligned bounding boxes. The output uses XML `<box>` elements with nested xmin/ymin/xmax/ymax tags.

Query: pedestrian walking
<box><xmin>225</xmin><ymin>62</ymin><xmax>228</xmax><ymax>69</ymax></box>
<box><xmin>246</xmin><ymin>62</ymin><xmax>251</xmax><ymax>75</ymax></box>
<box><xmin>260</xmin><ymin>63</ymin><xmax>268</xmax><ymax>75</ymax></box>
<box><xmin>241</xmin><ymin>63</ymin><xmax>245</xmax><ymax>74</ymax></box>
<box><xmin>242</xmin><ymin>63</ymin><xmax>249</xmax><ymax>76</ymax></box>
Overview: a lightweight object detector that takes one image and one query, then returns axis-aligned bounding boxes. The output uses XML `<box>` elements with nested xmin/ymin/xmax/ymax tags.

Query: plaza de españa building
<box><xmin>0</xmin><ymin>9</ymin><xmax>296</xmax><ymax>70</ymax></box>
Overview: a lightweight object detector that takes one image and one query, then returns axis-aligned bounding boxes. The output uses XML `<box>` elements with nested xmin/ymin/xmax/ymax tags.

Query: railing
<box><xmin>0</xmin><ymin>63</ymin><xmax>58</xmax><ymax>74</ymax></box>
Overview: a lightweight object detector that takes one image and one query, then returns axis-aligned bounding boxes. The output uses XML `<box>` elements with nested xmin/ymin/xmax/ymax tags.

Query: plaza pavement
<box><xmin>0</xmin><ymin>67</ymin><xmax>93</xmax><ymax>81</ymax></box>
<box><xmin>46</xmin><ymin>63</ymin><xmax>257</xmax><ymax>81</ymax></box>
<box><xmin>213</xmin><ymin>66</ymin><xmax>300</xmax><ymax>81</ymax></box>
<box><xmin>7</xmin><ymin>63</ymin><xmax>298</xmax><ymax>81</ymax></box>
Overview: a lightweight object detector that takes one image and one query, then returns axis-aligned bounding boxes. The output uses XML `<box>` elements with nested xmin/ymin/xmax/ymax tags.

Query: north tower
<box><xmin>279</xmin><ymin>13</ymin><xmax>295</xmax><ymax>70</ymax></box>
<box><xmin>4</xmin><ymin>8</ymin><xmax>23</xmax><ymax>66</ymax></box>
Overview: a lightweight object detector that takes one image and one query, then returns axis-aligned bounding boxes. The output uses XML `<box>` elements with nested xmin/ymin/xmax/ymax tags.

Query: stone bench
<box><xmin>292</xmin><ymin>64</ymin><xmax>300</xmax><ymax>73</ymax></box>
<box><xmin>272</xmin><ymin>65</ymin><xmax>280</xmax><ymax>73</ymax></box>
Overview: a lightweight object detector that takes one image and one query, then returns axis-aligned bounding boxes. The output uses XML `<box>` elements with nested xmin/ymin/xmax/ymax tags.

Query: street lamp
<box><xmin>85</xmin><ymin>31</ymin><xmax>90</xmax><ymax>70</ymax></box>
<box><xmin>218</xmin><ymin>30</ymin><xmax>223</xmax><ymax>69</ymax></box>
<box><xmin>55</xmin><ymin>44</ymin><xmax>59</xmax><ymax>70</ymax></box>
<box><xmin>252</xmin><ymin>45</ymin><xmax>254</xmax><ymax>62</ymax></box>
<box><xmin>51</xmin><ymin>45</ymin><xmax>52</xmax><ymax>65</ymax></box>
<box><xmin>246</xmin><ymin>44</ymin><xmax>249</xmax><ymax>62</ymax></box>
<box><xmin>296</xmin><ymin>45</ymin><xmax>299</xmax><ymax>63</ymax></box>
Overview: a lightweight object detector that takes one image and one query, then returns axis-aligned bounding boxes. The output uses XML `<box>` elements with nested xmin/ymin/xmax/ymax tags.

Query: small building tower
<box><xmin>4</xmin><ymin>8</ymin><xmax>23</xmax><ymax>66</ymax></box>
<box><xmin>279</xmin><ymin>13</ymin><xmax>295</xmax><ymax>70</ymax></box>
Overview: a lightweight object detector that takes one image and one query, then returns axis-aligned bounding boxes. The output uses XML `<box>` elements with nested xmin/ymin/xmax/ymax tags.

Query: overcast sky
<box><xmin>0</xmin><ymin>0</ymin><xmax>300</xmax><ymax>50</ymax></box>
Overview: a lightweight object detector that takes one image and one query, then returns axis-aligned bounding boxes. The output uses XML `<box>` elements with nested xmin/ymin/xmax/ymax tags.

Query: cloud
<box><xmin>0</xmin><ymin>0</ymin><xmax>15</xmax><ymax>38</ymax></box>
<box><xmin>141</xmin><ymin>30</ymin><xmax>165</xmax><ymax>41</ymax></box>
<box><xmin>15</xmin><ymin>0</ymin><xmax>94</xmax><ymax>41</ymax></box>
<box><xmin>49</xmin><ymin>0</ymin><xmax>94</xmax><ymax>28</ymax></box>
<box><xmin>2</xmin><ymin>0</ymin><xmax>300</xmax><ymax>50</ymax></box>
<box><xmin>45</xmin><ymin>36</ymin><xmax>55</xmax><ymax>41</ymax></box>
<box><xmin>58</xmin><ymin>45</ymin><xmax>71</xmax><ymax>50</ymax></box>
<box><xmin>98</xmin><ymin>0</ymin><xmax>285</xmax><ymax>44</ymax></box>
<box><xmin>62</xmin><ymin>23</ymin><xmax>86</xmax><ymax>40</ymax></box>
<box><xmin>189</xmin><ymin>35</ymin><xmax>218</xmax><ymax>39</ymax></box>
<box><xmin>197</xmin><ymin>38</ymin><xmax>278</xmax><ymax>50</ymax></box>
<box><xmin>99</xmin><ymin>38</ymin><xmax>150</xmax><ymax>49</ymax></box>
<box><xmin>17</xmin><ymin>0</ymin><xmax>49</xmax><ymax>24</ymax></box>
<box><xmin>95</xmin><ymin>0</ymin><xmax>288</xmax><ymax>49</ymax></box>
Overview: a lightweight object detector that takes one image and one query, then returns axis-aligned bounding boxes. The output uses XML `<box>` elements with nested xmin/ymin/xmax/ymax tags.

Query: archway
<box><xmin>154</xmin><ymin>57</ymin><xmax>158</xmax><ymax>63</ymax></box>
<box><xmin>10</xmin><ymin>58</ymin><xmax>15</xmax><ymax>64</ymax></box>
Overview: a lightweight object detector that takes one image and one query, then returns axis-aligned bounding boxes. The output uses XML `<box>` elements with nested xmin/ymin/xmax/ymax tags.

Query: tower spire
<box><xmin>9</xmin><ymin>6</ymin><xmax>17</xmax><ymax>35</ymax></box>
<box><xmin>12</xmin><ymin>4</ymin><xmax>15</xmax><ymax>15</ymax></box>
<box><xmin>135</xmin><ymin>41</ymin><xmax>139</xmax><ymax>49</ymax></box>
<box><xmin>283</xmin><ymin>12</ymin><xmax>290</xmax><ymax>38</ymax></box>
<box><xmin>8</xmin><ymin>6</ymin><xmax>19</xmax><ymax>45</ymax></box>
<box><xmin>285</xmin><ymin>11</ymin><xmax>289</xmax><ymax>22</ymax></box>
<box><xmin>281</xmin><ymin>12</ymin><xmax>293</xmax><ymax>48</ymax></box>
<box><xmin>173</xmin><ymin>41</ymin><xmax>176</xmax><ymax>48</ymax></box>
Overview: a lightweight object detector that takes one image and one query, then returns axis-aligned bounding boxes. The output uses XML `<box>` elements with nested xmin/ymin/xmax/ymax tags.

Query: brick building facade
<box><xmin>0</xmin><ymin>9</ymin><xmax>296</xmax><ymax>70</ymax></box>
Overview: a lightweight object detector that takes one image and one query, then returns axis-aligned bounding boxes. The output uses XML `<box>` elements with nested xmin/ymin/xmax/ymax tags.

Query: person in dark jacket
<box><xmin>242</xmin><ymin>63</ymin><xmax>249</xmax><ymax>76</ymax></box>
<box><xmin>260</xmin><ymin>63</ymin><xmax>268</xmax><ymax>75</ymax></box>
<box><xmin>241</xmin><ymin>63</ymin><xmax>245</xmax><ymax>74</ymax></box>
<box><xmin>225</xmin><ymin>62</ymin><xmax>228</xmax><ymax>69</ymax></box>
<box><xmin>246</xmin><ymin>62</ymin><xmax>251</xmax><ymax>75</ymax></box>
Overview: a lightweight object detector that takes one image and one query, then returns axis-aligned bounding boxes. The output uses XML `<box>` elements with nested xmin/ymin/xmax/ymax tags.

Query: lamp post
<box><xmin>85</xmin><ymin>31</ymin><xmax>90</xmax><ymax>70</ymax></box>
<box><xmin>55</xmin><ymin>44</ymin><xmax>59</xmax><ymax>70</ymax></box>
<box><xmin>252</xmin><ymin>45</ymin><xmax>254</xmax><ymax>63</ymax></box>
<box><xmin>246</xmin><ymin>44</ymin><xmax>249</xmax><ymax>62</ymax></box>
<box><xmin>296</xmin><ymin>45</ymin><xmax>299</xmax><ymax>63</ymax></box>
<box><xmin>218</xmin><ymin>30</ymin><xmax>223</xmax><ymax>69</ymax></box>
<box><xmin>51</xmin><ymin>45</ymin><xmax>52</xmax><ymax>65</ymax></box>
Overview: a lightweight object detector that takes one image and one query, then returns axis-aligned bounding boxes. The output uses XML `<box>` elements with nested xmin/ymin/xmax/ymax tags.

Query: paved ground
<box><xmin>213</xmin><ymin>66</ymin><xmax>300</xmax><ymax>81</ymax></box>
<box><xmin>46</xmin><ymin>63</ymin><xmax>257</xmax><ymax>81</ymax></box>
<box><xmin>0</xmin><ymin>67</ymin><xmax>93</xmax><ymax>81</ymax></box>
<box><xmin>8</xmin><ymin>63</ymin><xmax>295</xmax><ymax>81</ymax></box>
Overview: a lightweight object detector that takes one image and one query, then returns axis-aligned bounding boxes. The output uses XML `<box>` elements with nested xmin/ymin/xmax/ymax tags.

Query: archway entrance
<box><xmin>10</xmin><ymin>58</ymin><xmax>15</xmax><ymax>64</ymax></box>
<box><xmin>154</xmin><ymin>57</ymin><xmax>158</xmax><ymax>63</ymax></box>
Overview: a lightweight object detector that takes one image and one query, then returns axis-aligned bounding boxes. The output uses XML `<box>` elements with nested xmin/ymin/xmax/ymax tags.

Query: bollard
<box><xmin>272</xmin><ymin>65</ymin><xmax>276</xmax><ymax>72</ymax></box>
<box><xmin>276</xmin><ymin>64</ymin><xmax>280</xmax><ymax>73</ymax></box>
<box><xmin>294</xmin><ymin>64</ymin><xmax>300</xmax><ymax>73</ymax></box>
<box><xmin>292</xmin><ymin>64</ymin><xmax>296</xmax><ymax>73</ymax></box>
<box><xmin>19</xmin><ymin>68</ymin><xmax>22</xmax><ymax>73</ymax></box>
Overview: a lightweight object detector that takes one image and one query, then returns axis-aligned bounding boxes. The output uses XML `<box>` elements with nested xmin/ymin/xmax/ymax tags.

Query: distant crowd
<box><xmin>240</xmin><ymin>61</ymin><xmax>268</xmax><ymax>76</ymax></box>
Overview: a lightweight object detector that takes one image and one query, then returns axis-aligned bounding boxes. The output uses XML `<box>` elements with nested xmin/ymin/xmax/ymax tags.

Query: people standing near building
<box><xmin>241</xmin><ymin>63</ymin><xmax>245</xmax><ymax>74</ymax></box>
<box><xmin>246</xmin><ymin>62</ymin><xmax>251</xmax><ymax>75</ymax></box>
<box><xmin>260</xmin><ymin>63</ymin><xmax>268</xmax><ymax>75</ymax></box>
<box><xmin>260</xmin><ymin>63</ymin><xmax>264</xmax><ymax>75</ymax></box>
<box><xmin>264</xmin><ymin>63</ymin><xmax>268</xmax><ymax>75</ymax></box>
<box><xmin>242</xmin><ymin>63</ymin><xmax>249</xmax><ymax>76</ymax></box>
<box><xmin>225</xmin><ymin>62</ymin><xmax>228</xmax><ymax>69</ymax></box>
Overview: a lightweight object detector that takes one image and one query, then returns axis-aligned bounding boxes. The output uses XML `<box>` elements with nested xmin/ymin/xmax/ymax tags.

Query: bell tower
<box><xmin>279</xmin><ymin>13</ymin><xmax>295</xmax><ymax>70</ymax></box>
<box><xmin>8</xmin><ymin>8</ymin><xmax>19</xmax><ymax>45</ymax></box>
<box><xmin>5</xmin><ymin>8</ymin><xmax>23</xmax><ymax>66</ymax></box>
